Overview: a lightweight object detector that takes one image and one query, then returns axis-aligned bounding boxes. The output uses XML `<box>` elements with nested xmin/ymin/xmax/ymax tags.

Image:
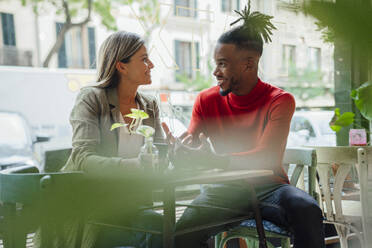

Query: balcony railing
<box><xmin>0</xmin><ymin>46</ymin><xmax>33</xmax><ymax>66</ymax></box>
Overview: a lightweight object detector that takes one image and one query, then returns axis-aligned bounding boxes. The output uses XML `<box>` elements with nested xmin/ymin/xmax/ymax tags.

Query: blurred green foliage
<box><xmin>302</xmin><ymin>0</ymin><xmax>372</xmax><ymax>51</ymax></box>
<box><xmin>176</xmin><ymin>72</ymin><xmax>213</xmax><ymax>92</ymax></box>
<box><xmin>299</xmin><ymin>0</ymin><xmax>372</xmax><ymax>134</ymax></box>
<box><xmin>284</xmin><ymin>64</ymin><xmax>331</xmax><ymax>101</ymax></box>
<box><xmin>351</xmin><ymin>81</ymin><xmax>372</xmax><ymax>121</ymax></box>
<box><xmin>330</xmin><ymin>81</ymin><xmax>372</xmax><ymax>132</ymax></box>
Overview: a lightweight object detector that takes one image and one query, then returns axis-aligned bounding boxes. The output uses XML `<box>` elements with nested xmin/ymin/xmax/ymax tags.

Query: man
<box><xmin>162</xmin><ymin>3</ymin><xmax>324</xmax><ymax>248</ymax></box>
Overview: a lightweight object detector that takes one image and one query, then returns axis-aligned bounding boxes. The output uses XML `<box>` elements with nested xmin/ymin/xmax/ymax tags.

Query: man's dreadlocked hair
<box><xmin>218</xmin><ymin>0</ymin><xmax>276</xmax><ymax>55</ymax></box>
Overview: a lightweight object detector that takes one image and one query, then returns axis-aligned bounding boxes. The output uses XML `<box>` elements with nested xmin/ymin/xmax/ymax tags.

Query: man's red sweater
<box><xmin>188</xmin><ymin>78</ymin><xmax>295</xmax><ymax>184</ymax></box>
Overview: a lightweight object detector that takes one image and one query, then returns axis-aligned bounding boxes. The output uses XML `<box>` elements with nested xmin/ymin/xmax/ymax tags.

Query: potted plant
<box><xmin>111</xmin><ymin>108</ymin><xmax>159</xmax><ymax>170</ymax></box>
<box><xmin>330</xmin><ymin>81</ymin><xmax>372</xmax><ymax>143</ymax></box>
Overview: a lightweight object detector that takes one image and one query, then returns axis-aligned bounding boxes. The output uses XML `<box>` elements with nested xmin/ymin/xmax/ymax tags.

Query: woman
<box><xmin>61</xmin><ymin>31</ymin><xmax>164</xmax><ymax>248</ymax></box>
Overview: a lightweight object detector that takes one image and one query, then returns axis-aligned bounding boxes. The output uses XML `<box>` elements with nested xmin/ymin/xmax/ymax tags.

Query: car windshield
<box><xmin>0</xmin><ymin>113</ymin><xmax>28</xmax><ymax>149</ymax></box>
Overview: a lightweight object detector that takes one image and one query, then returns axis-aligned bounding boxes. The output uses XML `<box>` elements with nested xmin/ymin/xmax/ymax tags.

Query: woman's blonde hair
<box><xmin>96</xmin><ymin>31</ymin><xmax>144</xmax><ymax>88</ymax></box>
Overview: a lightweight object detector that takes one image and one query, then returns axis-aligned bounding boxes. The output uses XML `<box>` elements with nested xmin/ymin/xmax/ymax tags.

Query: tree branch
<box><xmin>71</xmin><ymin>0</ymin><xmax>92</xmax><ymax>27</ymax></box>
<box><xmin>63</xmin><ymin>0</ymin><xmax>71</xmax><ymax>24</ymax></box>
<box><xmin>42</xmin><ymin>0</ymin><xmax>92</xmax><ymax>67</ymax></box>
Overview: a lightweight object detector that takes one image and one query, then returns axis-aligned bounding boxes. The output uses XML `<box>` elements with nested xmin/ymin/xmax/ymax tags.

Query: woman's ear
<box><xmin>116</xmin><ymin>61</ymin><xmax>128</xmax><ymax>75</ymax></box>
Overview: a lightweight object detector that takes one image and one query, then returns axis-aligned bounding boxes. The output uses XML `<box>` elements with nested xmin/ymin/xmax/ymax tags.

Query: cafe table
<box><xmin>159</xmin><ymin>168</ymin><xmax>274</xmax><ymax>248</ymax></box>
<box><xmin>0</xmin><ymin>166</ymin><xmax>272</xmax><ymax>248</ymax></box>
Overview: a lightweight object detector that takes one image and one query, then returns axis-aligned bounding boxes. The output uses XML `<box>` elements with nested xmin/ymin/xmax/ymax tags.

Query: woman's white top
<box><xmin>117</xmin><ymin>107</ymin><xmax>144</xmax><ymax>158</ymax></box>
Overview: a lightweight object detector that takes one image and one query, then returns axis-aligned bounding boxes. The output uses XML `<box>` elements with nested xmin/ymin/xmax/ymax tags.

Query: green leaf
<box><xmin>110</xmin><ymin>123</ymin><xmax>126</xmax><ymax>131</ymax></box>
<box><xmin>136</xmin><ymin>125</ymin><xmax>155</xmax><ymax>138</ymax></box>
<box><xmin>351</xmin><ymin>81</ymin><xmax>372</xmax><ymax>121</ymax></box>
<box><xmin>329</xmin><ymin>110</ymin><xmax>355</xmax><ymax>132</ymax></box>
<box><xmin>334</xmin><ymin>107</ymin><xmax>340</xmax><ymax>117</ymax></box>
<box><xmin>334</xmin><ymin>112</ymin><xmax>355</xmax><ymax>126</ymax></box>
<box><xmin>126</xmin><ymin>109</ymin><xmax>149</xmax><ymax>119</ymax></box>
<box><xmin>330</xmin><ymin>125</ymin><xmax>342</xmax><ymax>132</ymax></box>
<box><xmin>125</xmin><ymin>113</ymin><xmax>138</xmax><ymax>119</ymax></box>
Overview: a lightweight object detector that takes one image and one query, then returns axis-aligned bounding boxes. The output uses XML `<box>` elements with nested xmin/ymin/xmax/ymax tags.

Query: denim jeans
<box><xmin>175</xmin><ymin>183</ymin><xmax>325</xmax><ymax>248</ymax></box>
<box><xmin>93</xmin><ymin>209</ymin><xmax>163</xmax><ymax>248</ymax></box>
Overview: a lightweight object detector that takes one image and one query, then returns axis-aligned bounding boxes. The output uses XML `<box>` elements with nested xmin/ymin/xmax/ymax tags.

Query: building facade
<box><xmin>0</xmin><ymin>0</ymin><xmax>334</xmax><ymax>106</ymax></box>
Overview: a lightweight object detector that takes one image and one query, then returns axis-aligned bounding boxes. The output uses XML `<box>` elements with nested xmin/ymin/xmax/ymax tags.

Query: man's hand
<box><xmin>161</xmin><ymin>122</ymin><xmax>228</xmax><ymax>169</ymax></box>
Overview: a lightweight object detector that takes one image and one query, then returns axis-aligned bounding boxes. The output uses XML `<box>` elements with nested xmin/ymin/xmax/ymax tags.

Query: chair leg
<box><xmin>2</xmin><ymin>203</ymin><xmax>27</xmax><ymax>248</ymax></box>
<box><xmin>281</xmin><ymin>237</ymin><xmax>290</xmax><ymax>248</ymax></box>
<box><xmin>335</xmin><ymin>225</ymin><xmax>348</xmax><ymax>248</ymax></box>
<box><xmin>215</xmin><ymin>233</ymin><xmax>223</xmax><ymax>248</ymax></box>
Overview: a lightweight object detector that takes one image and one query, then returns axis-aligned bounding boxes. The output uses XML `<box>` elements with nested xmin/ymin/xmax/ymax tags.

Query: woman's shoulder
<box><xmin>76</xmin><ymin>86</ymin><xmax>107</xmax><ymax>102</ymax></box>
<box><xmin>78</xmin><ymin>85</ymin><xmax>105</xmax><ymax>96</ymax></box>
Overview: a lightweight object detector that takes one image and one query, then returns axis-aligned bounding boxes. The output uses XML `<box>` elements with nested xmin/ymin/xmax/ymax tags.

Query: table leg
<box><xmin>163</xmin><ymin>186</ymin><xmax>176</xmax><ymax>248</ymax></box>
<box><xmin>249</xmin><ymin>186</ymin><xmax>268</xmax><ymax>248</ymax></box>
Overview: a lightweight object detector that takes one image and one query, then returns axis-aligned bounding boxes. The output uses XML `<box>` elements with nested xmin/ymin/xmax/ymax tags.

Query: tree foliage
<box><xmin>302</xmin><ymin>0</ymin><xmax>372</xmax><ymax>51</ymax></box>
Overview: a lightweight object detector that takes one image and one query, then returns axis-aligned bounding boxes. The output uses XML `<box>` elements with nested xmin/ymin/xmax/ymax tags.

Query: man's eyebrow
<box><xmin>216</xmin><ymin>58</ymin><xmax>227</xmax><ymax>62</ymax></box>
<box><xmin>140</xmin><ymin>53</ymin><xmax>148</xmax><ymax>58</ymax></box>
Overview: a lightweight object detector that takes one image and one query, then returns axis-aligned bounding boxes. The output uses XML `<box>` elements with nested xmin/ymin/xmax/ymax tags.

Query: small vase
<box><xmin>139</xmin><ymin>137</ymin><xmax>159</xmax><ymax>171</ymax></box>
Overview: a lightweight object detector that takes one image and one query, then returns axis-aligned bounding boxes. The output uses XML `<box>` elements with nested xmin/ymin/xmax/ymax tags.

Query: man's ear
<box><xmin>244</xmin><ymin>57</ymin><xmax>260</xmax><ymax>71</ymax></box>
<box><xmin>116</xmin><ymin>61</ymin><xmax>128</xmax><ymax>75</ymax></box>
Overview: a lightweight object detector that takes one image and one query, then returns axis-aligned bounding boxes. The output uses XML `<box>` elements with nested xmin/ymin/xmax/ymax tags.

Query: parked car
<box><xmin>0</xmin><ymin>111</ymin><xmax>49</xmax><ymax>170</ymax></box>
<box><xmin>287</xmin><ymin>111</ymin><xmax>336</xmax><ymax>147</ymax></box>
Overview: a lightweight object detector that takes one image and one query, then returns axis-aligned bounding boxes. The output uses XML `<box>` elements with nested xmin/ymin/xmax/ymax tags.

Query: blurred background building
<box><xmin>0</xmin><ymin>0</ymin><xmax>336</xmax><ymax>150</ymax></box>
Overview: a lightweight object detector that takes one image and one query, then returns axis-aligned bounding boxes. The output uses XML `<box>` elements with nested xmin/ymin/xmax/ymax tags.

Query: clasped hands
<box><xmin>161</xmin><ymin>123</ymin><xmax>228</xmax><ymax>170</ymax></box>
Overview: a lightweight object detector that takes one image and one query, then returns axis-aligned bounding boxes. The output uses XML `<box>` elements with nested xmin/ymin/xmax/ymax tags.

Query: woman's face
<box><xmin>124</xmin><ymin>45</ymin><xmax>154</xmax><ymax>86</ymax></box>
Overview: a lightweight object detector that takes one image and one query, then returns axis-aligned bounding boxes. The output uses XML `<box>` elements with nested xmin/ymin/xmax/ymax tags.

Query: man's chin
<box><xmin>219</xmin><ymin>87</ymin><xmax>231</xmax><ymax>96</ymax></box>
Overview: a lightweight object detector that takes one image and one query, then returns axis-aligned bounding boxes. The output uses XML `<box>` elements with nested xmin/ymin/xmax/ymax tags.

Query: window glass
<box><xmin>174</xmin><ymin>0</ymin><xmax>197</xmax><ymax>17</ymax></box>
<box><xmin>1</xmin><ymin>12</ymin><xmax>16</xmax><ymax>46</ymax></box>
<box><xmin>308</xmin><ymin>47</ymin><xmax>321</xmax><ymax>71</ymax></box>
<box><xmin>175</xmin><ymin>40</ymin><xmax>200</xmax><ymax>79</ymax></box>
<box><xmin>282</xmin><ymin>44</ymin><xmax>296</xmax><ymax>73</ymax></box>
<box><xmin>221</xmin><ymin>0</ymin><xmax>240</xmax><ymax>13</ymax></box>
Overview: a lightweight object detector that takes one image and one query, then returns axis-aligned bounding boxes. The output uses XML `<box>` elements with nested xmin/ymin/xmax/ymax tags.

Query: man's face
<box><xmin>213</xmin><ymin>43</ymin><xmax>260</xmax><ymax>96</ymax></box>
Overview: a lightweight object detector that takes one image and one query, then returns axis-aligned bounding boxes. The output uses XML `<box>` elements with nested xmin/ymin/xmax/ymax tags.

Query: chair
<box><xmin>216</xmin><ymin>147</ymin><xmax>318</xmax><ymax>248</ymax></box>
<box><xmin>357</xmin><ymin>147</ymin><xmax>372</xmax><ymax>247</ymax></box>
<box><xmin>0</xmin><ymin>165</ymin><xmax>85</xmax><ymax>248</ymax></box>
<box><xmin>0</xmin><ymin>146</ymin><xmax>87</xmax><ymax>248</ymax></box>
<box><xmin>314</xmin><ymin>146</ymin><xmax>371</xmax><ymax>248</ymax></box>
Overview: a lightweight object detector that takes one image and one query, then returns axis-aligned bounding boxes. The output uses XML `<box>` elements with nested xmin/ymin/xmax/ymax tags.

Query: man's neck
<box><xmin>235</xmin><ymin>75</ymin><xmax>258</xmax><ymax>96</ymax></box>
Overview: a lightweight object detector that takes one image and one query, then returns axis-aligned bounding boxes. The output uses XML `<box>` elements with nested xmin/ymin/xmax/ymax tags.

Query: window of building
<box><xmin>221</xmin><ymin>0</ymin><xmax>240</xmax><ymax>13</ymax></box>
<box><xmin>56</xmin><ymin>23</ymin><xmax>96</xmax><ymax>69</ymax></box>
<box><xmin>174</xmin><ymin>0</ymin><xmax>197</xmax><ymax>18</ymax></box>
<box><xmin>308</xmin><ymin>47</ymin><xmax>321</xmax><ymax>71</ymax></box>
<box><xmin>282</xmin><ymin>44</ymin><xmax>296</xmax><ymax>72</ymax></box>
<box><xmin>1</xmin><ymin>12</ymin><xmax>16</xmax><ymax>46</ymax></box>
<box><xmin>88</xmin><ymin>27</ymin><xmax>96</xmax><ymax>69</ymax></box>
<box><xmin>174</xmin><ymin>40</ymin><xmax>200</xmax><ymax>80</ymax></box>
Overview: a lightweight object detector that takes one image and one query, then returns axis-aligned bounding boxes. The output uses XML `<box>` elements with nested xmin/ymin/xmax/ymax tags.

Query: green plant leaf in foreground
<box><xmin>329</xmin><ymin>108</ymin><xmax>355</xmax><ymax>132</ymax></box>
<box><xmin>351</xmin><ymin>81</ymin><xmax>372</xmax><ymax>121</ymax></box>
<box><xmin>125</xmin><ymin>109</ymin><xmax>149</xmax><ymax>119</ymax></box>
<box><xmin>110</xmin><ymin>123</ymin><xmax>126</xmax><ymax>131</ymax></box>
<box><xmin>136</xmin><ymin>125</ymin><xmax>155</xmax><ymax>138</ymax></box>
